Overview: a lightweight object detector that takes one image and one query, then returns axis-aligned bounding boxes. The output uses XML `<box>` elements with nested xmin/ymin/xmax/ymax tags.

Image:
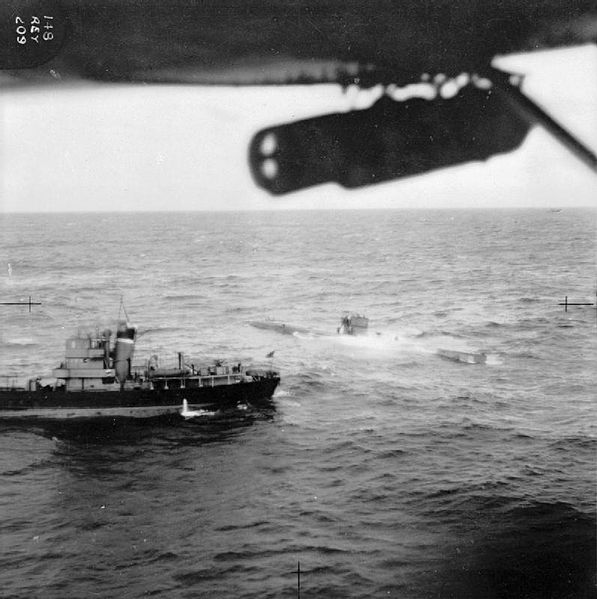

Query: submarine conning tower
<box><xmin>338</xmin><ymin>313</ymin><xmax>369</xmax><ymax>336</ymax></box>
<box><xmin>113</xmin><ymin>321</ymin><xmax>137</xmax><ymax>385</ymax></box>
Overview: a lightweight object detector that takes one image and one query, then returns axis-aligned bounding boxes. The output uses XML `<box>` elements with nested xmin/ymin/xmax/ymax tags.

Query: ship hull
<box><xmin>0</xmin><ymin>378</ymin><xmax>279</xmax><ymax>422</ymax></box>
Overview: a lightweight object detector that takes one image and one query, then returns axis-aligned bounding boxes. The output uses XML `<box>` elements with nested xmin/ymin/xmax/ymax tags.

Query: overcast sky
<box><xmin>1</xmin><ymin>45</ymin><xmax>596</xmax><ymax>212</ymax></box>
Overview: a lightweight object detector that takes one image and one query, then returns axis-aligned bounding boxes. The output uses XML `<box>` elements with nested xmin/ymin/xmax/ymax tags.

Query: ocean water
<box><xmin>0</xmin><ymin>209</ymin><xmax>595</xmax><ymax>598</ymax></box>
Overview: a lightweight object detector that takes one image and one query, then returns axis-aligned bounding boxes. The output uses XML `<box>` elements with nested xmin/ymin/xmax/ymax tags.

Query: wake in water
<box><xmin>322</xmin><ymin>330</ymin><xmax>496</xmax><ymax>365</ymax></box>
<box><xmin>181</xmin><ymin>399</ymin><xmax>217</xmax><ymax>419</ymax></box>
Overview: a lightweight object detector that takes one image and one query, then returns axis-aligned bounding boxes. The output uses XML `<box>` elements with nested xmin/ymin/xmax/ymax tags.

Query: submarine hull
<box><xmin>249</xmin><ymin>321</ymin><xmax>313</xmax><ymax>335</ymax></box>
<box><xmin>437</xmin><ymin>349</ymin><xmax>487</xmax><ymax>364</ymax></box>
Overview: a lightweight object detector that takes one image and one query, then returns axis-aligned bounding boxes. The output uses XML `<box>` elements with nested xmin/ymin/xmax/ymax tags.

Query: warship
<box><xmin>0</xmin><ymin>320</ymin><xmax>280</xmax><ymax>422</ymax></box>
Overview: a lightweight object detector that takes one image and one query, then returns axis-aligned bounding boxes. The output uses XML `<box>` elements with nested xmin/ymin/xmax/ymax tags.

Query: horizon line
<box><xmin>2</xmin><ymin>205</ymin><xmax>594</xmax><ymax>215</ymax></box>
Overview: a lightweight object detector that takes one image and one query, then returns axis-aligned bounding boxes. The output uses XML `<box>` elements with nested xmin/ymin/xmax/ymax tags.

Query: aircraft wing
<box><xmin>2</xmin><ymin>0</ymin><xmax>596</xmax><ymax>193</ymax></box>
<box><xmin>2</xmin><ymin>0</ymin><xmax>595</xmax><ymax>84</ymax></box>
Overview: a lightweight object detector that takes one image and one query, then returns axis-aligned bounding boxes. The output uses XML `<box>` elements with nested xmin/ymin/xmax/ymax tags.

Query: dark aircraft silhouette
<box><xmin>2</xmin><ymin>0</ymin><xmax>596</xmax><ymax>194</ymax></box>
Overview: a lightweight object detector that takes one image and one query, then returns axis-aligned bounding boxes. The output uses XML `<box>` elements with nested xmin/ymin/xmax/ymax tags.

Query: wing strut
<box><xmin>489</xmin><ymin>67</ymin><xmax>597</xmax><ymax>173</ymax></box>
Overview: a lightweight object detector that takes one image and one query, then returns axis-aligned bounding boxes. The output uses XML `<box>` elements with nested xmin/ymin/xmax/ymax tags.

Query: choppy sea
<box><xmin>0</xmin><ymin>209</ymin><xmax>595</xmax><ymax>598</ymax></box>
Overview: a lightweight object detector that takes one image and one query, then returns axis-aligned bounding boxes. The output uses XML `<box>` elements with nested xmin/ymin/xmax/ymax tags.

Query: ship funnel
<box><xmin>114</xmin><ymin>321</ymin><xmax>137</xmax><ymax>385</ymax></box>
